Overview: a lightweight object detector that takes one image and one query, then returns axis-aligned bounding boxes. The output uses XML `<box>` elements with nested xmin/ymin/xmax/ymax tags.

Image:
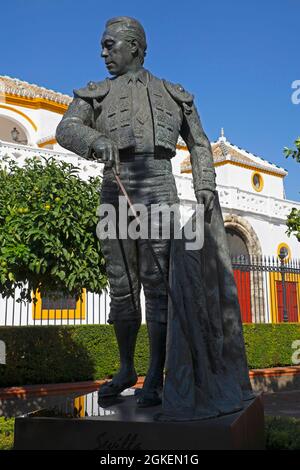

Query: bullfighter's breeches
<box><xmin>99</xmin><ymin>154</ymin><xmax>179</xmax><ymax>324</ymax></box>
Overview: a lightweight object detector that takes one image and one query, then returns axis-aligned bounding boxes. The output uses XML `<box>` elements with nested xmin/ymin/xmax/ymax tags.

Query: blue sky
<box><xmin>1</xmin><ymin>0</ymin><xmax>299</xmax><ymax>200</ymax></box>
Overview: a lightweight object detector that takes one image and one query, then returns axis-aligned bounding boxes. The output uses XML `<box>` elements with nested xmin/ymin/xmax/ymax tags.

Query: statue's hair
<box><xmin>105</xmin><ymin>16</ymin><xmax>147</xmax><ymax>65</ymax></box>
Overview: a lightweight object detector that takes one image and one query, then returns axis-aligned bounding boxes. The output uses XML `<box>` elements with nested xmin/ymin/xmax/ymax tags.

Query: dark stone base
<box><xmin>14</xmin><ymin>390</ymin><xmax>265</xmax><ymax>450</ymax></box>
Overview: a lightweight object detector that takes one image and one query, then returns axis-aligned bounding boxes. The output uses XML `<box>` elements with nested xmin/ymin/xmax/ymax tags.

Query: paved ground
<box><xmin>263</xmin><ymin>390</ymin><xmax>300</xmax><ymax>418</ymax></box>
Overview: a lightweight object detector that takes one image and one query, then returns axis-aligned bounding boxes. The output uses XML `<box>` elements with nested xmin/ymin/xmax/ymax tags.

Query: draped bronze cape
<box><xmin>160</xmin><ymin>194</ymin><xmax>254</xmax><ymax>421</ymax></box>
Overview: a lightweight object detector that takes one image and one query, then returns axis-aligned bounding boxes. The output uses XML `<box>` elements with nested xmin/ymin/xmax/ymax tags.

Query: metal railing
<box><xmin>231</xmin><ymin>255</ymin><xmax>300</xmax><ymax>323</ymax></box>
<box><xmin>0</xmin><ymin>257</ymin><xmax>300</xmax><ymax>326</ymax></box>
<box><xmin>0</xmin><ymin>288</ymin><xmax>147</xmax><ymax>327</ymax></box>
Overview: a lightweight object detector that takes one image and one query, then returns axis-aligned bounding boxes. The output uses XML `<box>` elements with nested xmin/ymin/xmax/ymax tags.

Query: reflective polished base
<box><xmin>14</xmin><ymin>389</ymin><xmax>265</xmax><ymax>450</ymax></box>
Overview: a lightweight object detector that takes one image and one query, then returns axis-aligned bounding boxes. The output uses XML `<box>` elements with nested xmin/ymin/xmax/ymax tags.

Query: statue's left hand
<box><xmin>196</xmin><ymin>190</ymin><xmax>215</xmax><ymax>212</ymax></box>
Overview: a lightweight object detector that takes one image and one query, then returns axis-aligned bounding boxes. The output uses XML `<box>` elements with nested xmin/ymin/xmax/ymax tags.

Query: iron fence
<box><xmin>231</xmin><ymin>256</ymin><xmax>300</xmax><ymax>323</ymax></box>
<box><xmin>0</xmin><ymin>257</ymin><xmax>299</xmax><ymax>326</ymax></box>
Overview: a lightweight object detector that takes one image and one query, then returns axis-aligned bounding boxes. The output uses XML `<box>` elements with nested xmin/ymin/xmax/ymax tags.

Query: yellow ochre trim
<box><xmin>176</xmin><ymin>144</ymin><xmax>188</xmax><ymax>151</ymax></box>
<box><xmin>269</xmin><ymin>271</ymin><xmax>300</xmax><ymax>323</ymax></box>
<box><xmin>215</xmin><ymin>161</ymin><xmax>284</xmax><ymax>178</ymax></box>
<box><xmin>181</xmin><ymin>159</ymin><xmax>285</xmax><ymax>178</ymax></box>
<box><xmin>73</xmin><ymin>396</ymin><xmax>85</xmax><ymax>417</ymax></box>
<box><xmin>0</xmin><ymin>93</ymin><xmax>68</xmax><ymax>115</ymax></box>
<box><xmin>251</xmin><ymin>171</ymin><xmax>264</xmax><ymax>192</ymax></box>
<box><xmin>0</xmin><ymin>104</ymin><xmax>38</xmax><ymax>131</ymax></box>
<box><xmin>38</xmin><ymin>138</ymin><xmax>57</xmax><ymax>148</ymax></box>
<box><xmin>32</xmin><ymin>289</ymin><xmax>86</xmax><ymax>320</ymax></box>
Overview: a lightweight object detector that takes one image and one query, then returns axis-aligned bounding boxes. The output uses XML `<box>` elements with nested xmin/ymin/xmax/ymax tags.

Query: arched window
<box><xmin>0</xmin><ymin>116</ymin><xmax>28</xmax><ymax>144</ymax></box>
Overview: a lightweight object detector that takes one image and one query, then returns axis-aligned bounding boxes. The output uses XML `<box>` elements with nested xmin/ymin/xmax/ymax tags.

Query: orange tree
<box><xmin>0</xmin><ymin>156</ymin><xmax>107</xmax><ymax>302</ymax></box>
<box><xmin>284</xmin><ymin>138</ymin><xmax>300</xmax><ymax>241</ymax></box>
<box><xmin>284</xmin><ymin>138</ymin><xmax>300</xmax><ymax>163</ymax></box>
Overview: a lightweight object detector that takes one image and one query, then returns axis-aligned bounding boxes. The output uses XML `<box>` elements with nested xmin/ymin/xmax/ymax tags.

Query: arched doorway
<box><xmin>225</xmin><ymin>227</ymin><xmax>252</xmax><ymax>323</ymax></box>
<box><xmin>224</xmin><ymin>214</ymin><xmax>265</xmax><ymax>323</ymax></box>
<box><xmin>226</xmin><ymin>227</ymin><xmax>249</xmax><ymax>260</ymax></box>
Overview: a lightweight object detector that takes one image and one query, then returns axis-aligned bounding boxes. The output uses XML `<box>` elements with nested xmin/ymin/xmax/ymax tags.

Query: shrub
<box><xmin>243</xmin><ymin>323</ymin><xmax>300</xmax><ymax>369</ymax></box>
<box><xmin>0</xmin><ymin>325</ymin><xmax>149</xmax><ymax>387</ymax></box>
<box><xmin>265</xmin><ymin>416</ymin><xmax>300</xmax><ymax>450</ymax></box>
<box><xmin>0</xmin><ymin>157</ymin><xmax>107</xmax><ymax>302</ymax></box>
<box><xmin>0</xmin><ymin>418</ymin><xmax>14</xmax><ymax>450</ymax></box>
<box><xmin>0</xmin><ymin>323</ymin><xmax>299</xmax><ymax>387</ymax></box>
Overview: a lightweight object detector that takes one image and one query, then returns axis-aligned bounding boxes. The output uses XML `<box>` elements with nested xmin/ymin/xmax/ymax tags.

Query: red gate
<box><xmin>233</xmin><ymin>270</ymin><xmax>252</xmax><ymax>323</ymax></box>
<box><xmin>276</xmin><ymin>281</ymin><xmax>299</xmax><ymax>322</ymax></box>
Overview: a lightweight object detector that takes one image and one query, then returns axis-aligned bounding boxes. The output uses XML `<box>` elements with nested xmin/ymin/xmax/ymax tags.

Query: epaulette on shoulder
<box><xmin>163</xmin><ymin>80</ymin><xmax>194</xmax><ymax>104</ymax></box>
<box><xmin>73</xmin><ymin>79</ymin><xmax>110</xmax><ymax>100</ymax></box>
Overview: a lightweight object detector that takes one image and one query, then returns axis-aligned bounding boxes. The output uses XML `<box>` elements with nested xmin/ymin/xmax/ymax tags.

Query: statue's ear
<box><xmin>130</xmin><ymin>38</ymin><xmax>139</xmax><ymax>55</ymax></box>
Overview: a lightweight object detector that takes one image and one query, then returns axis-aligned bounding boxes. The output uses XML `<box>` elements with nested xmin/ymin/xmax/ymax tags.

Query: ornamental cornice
<box><xmin>0</xmin><ymin>76</ymin><xmax>72</xmax><ymax>106</ymax></box>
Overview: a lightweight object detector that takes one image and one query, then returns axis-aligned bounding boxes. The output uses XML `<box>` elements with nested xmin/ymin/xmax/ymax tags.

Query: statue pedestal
<box><xmin>14</xmin><ymin>389</ymin><xmax>264</xmax><ymax>450</ymax></box>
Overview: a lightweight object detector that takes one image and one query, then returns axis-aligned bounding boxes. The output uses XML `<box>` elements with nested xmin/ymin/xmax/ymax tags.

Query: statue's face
<box><xmin>101</xmin><ymin>29</ymin><xmax>134</xmax><ymax>76</ymax></box>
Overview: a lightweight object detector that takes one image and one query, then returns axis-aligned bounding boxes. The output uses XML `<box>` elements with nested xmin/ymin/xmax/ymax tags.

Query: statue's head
<box><xmin>101</xmin><ymin>16</ymin><xmax>147</xmax><ymax>76</ymax></box>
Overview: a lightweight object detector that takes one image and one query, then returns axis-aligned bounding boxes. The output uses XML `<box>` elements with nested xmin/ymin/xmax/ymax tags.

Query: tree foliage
<box><xmin>0</xmin><ymin>156</ymin><xmax>107</xmax><ymax>301</ymax></box>
<box><xmin>284</xmin><ymin>137</ymin><xmax>300</xmax><ymax>162</ymax></box>
<box><xmin>286</xmin><ymin>208</ymin><xmax>300</xmax><ymax>242</ymax></box>
<box><xmin>284</xmin><ymin>138</ymin><xmax>300</xmax><ymax>242</ymax></box>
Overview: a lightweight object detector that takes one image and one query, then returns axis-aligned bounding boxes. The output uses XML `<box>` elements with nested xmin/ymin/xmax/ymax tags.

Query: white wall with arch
<box><xmin>0</xmin><ymin>106</ymin><xmax>37</xmax><ymax>146</ymax></box>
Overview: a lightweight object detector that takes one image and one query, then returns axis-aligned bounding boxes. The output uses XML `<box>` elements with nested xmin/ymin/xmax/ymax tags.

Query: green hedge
<box><xmin>243</xmin><ymin>323</ymin><xmax>300</xmax><ymax>369</ymax></box>
<box><xmin>0</xmin><ymin>325</ymin><xmax>149</xmax><ymax>387</ymax></box>
<box><xmin>0</xmin><ymin>323</ymin><xmax>299</xmax><ymax>387</ymax></box>
<box><xmin>265</xmin><ymin>416</ymin><xmax>300</xmax><ymax>450</ymax></box>
<box><xmin>0</xmin><ymin>418</ymin><xmax>14</xmax><ymax>450</ymax></box>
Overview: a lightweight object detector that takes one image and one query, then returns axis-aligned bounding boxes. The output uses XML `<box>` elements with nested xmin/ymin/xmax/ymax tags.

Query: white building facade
<box><xmin>0</xmin><ymin>76</ymin><xmax>299</xmax><ymax>325</ymax></box>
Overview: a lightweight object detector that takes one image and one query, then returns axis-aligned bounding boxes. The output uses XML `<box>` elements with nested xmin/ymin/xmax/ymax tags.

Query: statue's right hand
<box><xmin>90</xmin><ymin>136</ymin><xmax>120</xmax><ymax>174</ymax></box>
